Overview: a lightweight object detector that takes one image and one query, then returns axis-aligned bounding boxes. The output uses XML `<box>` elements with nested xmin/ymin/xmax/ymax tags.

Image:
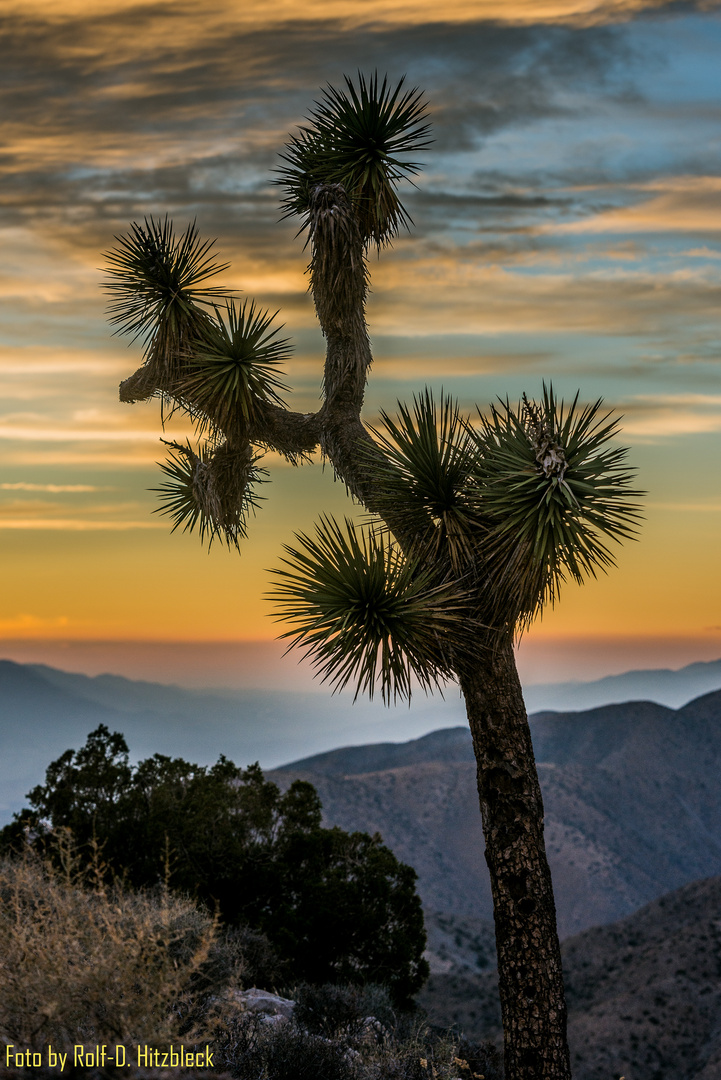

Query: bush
<box><xmin>2</xmin><ymin>726</ymin><xmax>428</xmax><ymax>1005</ymax></box>
<box><xmin>293</xmin><ymin>982</ymin><xmax>397</xmax><ymax>1039</ymax></box>
<box><xmin>211</xmin><ymin>1006</ymin><xmax>503</xmax><ymax>1080</ymax></box>
<box><xmin>213</xmin><ymin>1013</ymin><xmax>361</xmax><ymax>1080</ymax></box>
<box><xmin>208</xmin><ymin>923</ymin><xmax>289</xmax><ymax>994</ymax></box>
<box><xmin>0</xmin><ymin>835</ymin><xmax>220</xmax><ymax>1049</ymax></box>
<box><xmin>454</xmin><ymin>1037</ymin><xmax>503</xmax><ymax>1080</ymax></box>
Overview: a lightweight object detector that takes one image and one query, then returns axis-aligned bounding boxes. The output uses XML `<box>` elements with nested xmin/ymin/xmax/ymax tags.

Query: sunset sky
<box><xmin>1</xmin><ymin>0</ymin><xmax>721</xmax><ymax>692</ymax></box>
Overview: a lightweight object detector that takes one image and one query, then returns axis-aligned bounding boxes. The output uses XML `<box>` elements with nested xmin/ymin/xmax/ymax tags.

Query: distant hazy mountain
<box><xmin>272</xmin><ymin>690</ymin><xmax>721</xmax><ymax>938</ymax></box>
<box><xmin>5</xmin><ymin>655</ymin><xmax>721</xmax><ymax>937</ymax></box>
<box><xmin>420</xmin><ymin>874</ymin><xmax>721</xmax><ymax>1080</ymax></box>
<box><xmin>3</xmin><ymin>652</ymin><xmax>720</xmax><ymax>822</ymax></box>
<box><xmin>0</xmin><ymin>659</ymin><xmax>467</xmax><ymax>821</ymax></box>
<box><xmin>523</xmin><ymin>656</ymin><xmax>721</xmax><ymax>712</ymax></box>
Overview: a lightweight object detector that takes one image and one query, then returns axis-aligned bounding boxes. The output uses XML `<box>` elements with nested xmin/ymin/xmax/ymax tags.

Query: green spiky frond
<box><xmin>102</xmin><ymin>217</ymin><xmax>231</xmax><ymax>370</ymax></box>
<box><xmin>178</xmin><ymin>301</ymin><xmax>292</xmax><ymax>436</ymax></box>
<box><xmin>277</xmin><ymin>72</ymin><xmax>431</xmax><ymax>247</ymax></box>
<box><xmin>269</xmin><ymin>517</ymin><xmax>470</xmax><ymax>702</ymax></box>
<box><xmin>470</xmin><ymin>385</ymin><xmax>643</xmax><ymax>627</ymax></box>
<box><xmin>152</xmin><ymin>438</ymin><xmax>267</xmax><ymax>550</ymax></box>
<box><xmin>369</xmin><ymin>390</ymin><xmax>486</xmax><ymax>574</ymax></box>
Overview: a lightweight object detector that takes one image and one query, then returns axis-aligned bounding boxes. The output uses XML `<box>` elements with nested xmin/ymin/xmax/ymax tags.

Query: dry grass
<box><xmin>0</xmin><ymin>836</ymin><xmax>502</xmax><ymax>1079</ymax></box>
<box><xmin>0</xmin><ymin>832</ymin><xmax>219</xmax><ymax>1051</ymax></box>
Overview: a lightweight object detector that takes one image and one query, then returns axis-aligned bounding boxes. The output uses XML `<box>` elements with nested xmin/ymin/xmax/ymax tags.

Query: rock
<box><xmin>230</xmin><ymin>987</ymin><xmax>295</xmax><ymax>1020</ymax></box>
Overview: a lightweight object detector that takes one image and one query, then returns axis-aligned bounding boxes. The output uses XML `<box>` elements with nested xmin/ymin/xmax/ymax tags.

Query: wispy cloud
<box><xmin>0</xmin><ymin>482</ymin><xmax>109</xmax><ymax>491</ymax></box>
<box><xmin>0</xmin><ymin>346</ymin><xmax>129</xmax><ymax>375</ymax></box>
<box><xmin>555</xmin><ymin>177</ymin><xmax>721</xmax><ymax>235</ymax></box>
<box><xmin>4</xmin><ymin>0</ymin><xmax>707</xmax><ymax>28</ymax></box>
<box><xmin>368</xmin><ymin>253</ymin><xmax>721</xmax><ymax>338</ymax></box>
<box><xmin>0</xmin><ymin>424</ymin><xmax>162</xmax><ymax>442</ymax></box>
<box><xmin>0</xmin><ymin>613</ymin><xmax>71</xmax><ymax>633</ymax></box>
<box><xmin>0</xmin><ymin>519</ymin><xmax>165</xmax><ymax>529</ymax></box>
<box><xmin>615</xmin><ymin>393</ymin><xmax>721</xmax><ymax>439</ymax></box>
<box><xmin>647</xmin><ymin>502</ymin><xmax>721</xmax><ymax>511</ymax></box>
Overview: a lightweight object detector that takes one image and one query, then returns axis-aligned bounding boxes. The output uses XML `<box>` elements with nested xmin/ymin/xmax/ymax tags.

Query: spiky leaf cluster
<box><xmin>178</xmin><ymin>301</ymin><xmax>291</xmax><ymax>436</ymax></box>
<box><xmin>152</xmin><ymin>439</ymin><xmax>266</xmax><ymax>550</ymax></box>
<box><xmin>471</xmin><ymin>386</ymin><xmax>643</xmax><ymax>626</ymax></box>
<box><xmin>369</xmin><ymin>391</ymin><xmax>485</xmax><ymax>574</ymax></box>
<box><xmin>277</xmin><ymin>73</ymin><xmax>431</xmax><ymax>247</ymax></box>
<box><xmin>269</xmin><ymin>517</ymin><xmax>470</xmax><ymax>702</ymax></box>
<box><xmin>102</xmin><ymin>218</ymin><xmax>230</xmax><ymax>366</ymax></box>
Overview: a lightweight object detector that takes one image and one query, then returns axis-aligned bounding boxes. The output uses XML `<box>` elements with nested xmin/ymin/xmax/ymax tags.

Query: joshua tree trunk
<box><xmin>306</xmin><ymin>185</ymin><xmax>572</xmax><ymax>1078</ymax></box>
<box><xmin>461</xmin><ymin>639</ymin><xmax>571</xmax><ymax>1080</ymax></box>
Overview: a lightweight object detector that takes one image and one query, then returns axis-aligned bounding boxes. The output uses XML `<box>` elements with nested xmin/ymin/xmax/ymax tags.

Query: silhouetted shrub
<box><xmin>212</xmin><ymin>1013</ymin><xmax>360</xmax><ymax>1080</ymax></box>
<box><xmin>293</xmin><ymin>982</ymin><xmax>396</xmax><ymax>1039</ymax></box>
<box><xmin>455</xmin><ymin>1036</ymin><xmax>504</xmax><ymax>1080</ymax></box>
<box><xmin>1</xmin><ymin>726</ymin><xmax>428</xmax><ymax>1005</ymax></box>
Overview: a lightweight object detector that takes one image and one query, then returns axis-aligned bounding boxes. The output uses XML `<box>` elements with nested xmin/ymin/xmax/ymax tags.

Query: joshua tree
<box><xmin>104</xmin><ymin>73</ymin><xmax>640</xmax><ymax>1079</ymax></box>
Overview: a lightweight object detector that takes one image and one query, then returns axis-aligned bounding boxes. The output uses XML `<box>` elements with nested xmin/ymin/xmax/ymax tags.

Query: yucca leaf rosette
<box><xmin>177</xmin><ymin>300</ymin><xmax>291</xmax><ymax>437</ymax></box>
<box><xmin>368</xmin><ymin>390</ymin><xmax>485</xmax><ymax>574</ymax></box>
<box><xmin>152</xmin><ymin>439</ymin><xmax>267</xmax><ymax>550</ymax></box>
<box><xmin>102</xmin><ymin>218</ymin><xmax>230</xmax><ymax>381</ymax></box>
<box><xmin>277</xmin><ymin>72</ymin><xmax>432</xmax><ymax>247</ymax></box>
<box><xmin>269</xmin><ymin>517</ymin><xmax>470</xmax><ymax>702</ymax></box>
<box><xmin>471</xmin><ymin>386</ymin><xmax>643</xmax><ymax>626</ymax></box>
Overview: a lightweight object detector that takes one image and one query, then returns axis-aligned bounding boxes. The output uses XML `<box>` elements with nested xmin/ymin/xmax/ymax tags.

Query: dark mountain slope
<box><xmin>419</xmin><ymin>874</ymin><xmax>721</xmax><ymax>1080</ymax></box>
<box><xmin>272</xmin><ymin>691</ymin><xmax>721</xmax><ymax>936</ymax></box>
<box><xmin>274</xmin><ymin>725</ymin><xmax>475</xmax><ymax>776</ymax></box>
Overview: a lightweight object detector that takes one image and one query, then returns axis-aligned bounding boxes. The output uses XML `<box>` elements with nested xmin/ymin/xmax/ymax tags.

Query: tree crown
<box><xmin>103</xmin><ymin>73</ymin><xmax>643</xmax><ymax>703</ymax></box>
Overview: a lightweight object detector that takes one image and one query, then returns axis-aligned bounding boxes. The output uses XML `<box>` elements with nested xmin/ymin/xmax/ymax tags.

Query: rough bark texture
<box><xmin>120</xmin><ymin>182</ymin><xmax>573</xmax><ymax>1077</ymax></box>
<box><xmin>461</xmin><ymin>640</ymin><xmax>571</xmax><ymax>1080</ymax></box>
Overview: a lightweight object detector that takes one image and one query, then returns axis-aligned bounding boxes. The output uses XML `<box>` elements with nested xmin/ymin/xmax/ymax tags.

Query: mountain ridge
<box><xmin>523</xmin><ymin>655</ymin><xmax>721</xmax><ymax>712</ymax></box>
<box><xmin>0</xmin><ymin>658</ymin><xmax>466</xmax><ymax>819</ymax></box>
<box><xmin>270</xmin><ymin>690</ymin><xmax>721</xmax><ymax>937</ymax></box>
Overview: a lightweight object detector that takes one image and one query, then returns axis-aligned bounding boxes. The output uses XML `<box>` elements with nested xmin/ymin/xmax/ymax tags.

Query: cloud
<box><xmin>0</xmin><ymin>519</ymin><xmax>165</xmax><ymax>529</ymax></box>
<box><xmin>367</xmin><ymin>250</ymin><xmax>721</xmax><ymax>337</ymax></box>
<box><xmin>0</xmin><ymin>482</ymin><xmax>108</xmax><ymax>491</ymax></box>
<box><xmin>0</xmin><ymin>613</ymin><xmax>71</xmax><ymax>633</ymax></box>
<box><xmin>2</xmin><ymin>448</ymin><xmax>165</xmax><ymax>466</ymax></box>
<box><xmin>555</xmin><ymin>177</ymin><xmax>721</xmax><ymax>235</ymax></box>
<box><xmin>0</xmin><ymin>345</ymin><xmax>129</xmax><ymax>375</ymax></box>
<box><xmin>4</xmin><ymin>0</ymin><xmax>711</xmax><ymax>28</ymax></box>
<box><xmin>612</xmin><ymin>392</ymin><xmax>721</xmax><ymax>439</ymax></box>
<box><xmin>0</xmin><ymin>423</ymin><xmax>161</xmax><ymax>442</ymax></box>
<box><xmin>623</xmin><ymin>410</ymin><xmax>721</xmax><ymax>437</ymax></box>
<box><xmin>684</xmin><ymin>246</ymin><xmax>721</xmax><ymax>259</ymax></box>
<box><xmin>634</xmin><ymin>393</ymin><xmax>721</xmax><ymax>405</ymax></box>
<box><xmin>647</xmin><ymin>502</ymin><xmax>721</xmax><ymax>511</ymax></box>
<box><xmin>0</xmin><ymin>8</ymin><xmax>635</xmax><ymax>239</ymax></box>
